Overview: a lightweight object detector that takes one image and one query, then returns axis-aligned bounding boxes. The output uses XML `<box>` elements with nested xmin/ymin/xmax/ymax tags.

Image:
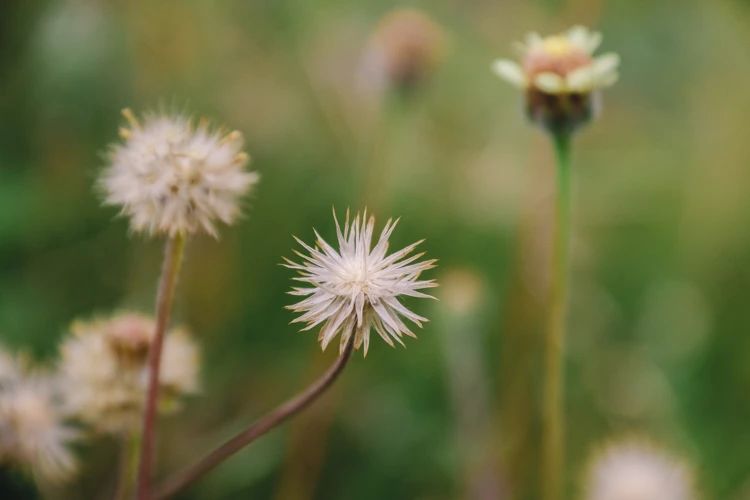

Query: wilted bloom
<box><xmin>492</xmin><ymin>26</ymin><xmax>619</xmax><ymax>133</ymax></box>
<box><xmin>59</xmin><ymin>313</ymin><xmax>200</xmax><ymax>434</ymax></box>
<box><xmin>285</xmin><ymin>210</ymin><xmax>437</xmax><ymax>356</ymax></box>
<box><xmin>0</xmin><ymin>360</ymin><xmax>77</xmax><ymax>484</ymax></box>
<box><xmin>99</xmin><ymin>109</ymin><xmax>259</xmax><ymax>238</ymax></box>
<box><xmin>361</xmin><ymin>8</ymin><xmax>446</xmax><ymax>93</ymax></box>
<box><xmin>584</xmin><ymin>438</ymin><xmax>697</xmax><ymax>500</ymax></box>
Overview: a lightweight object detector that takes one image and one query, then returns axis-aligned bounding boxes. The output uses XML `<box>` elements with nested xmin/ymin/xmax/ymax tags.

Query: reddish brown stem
<box><xmin>137</xmin><ymin>235</ymin><xmax>186</xmax><ymax>500</ymax></box>
<box><xmin>154</xmin><ymin>335</ymin><xmax>355</xmax><ymax>499</ymax></box>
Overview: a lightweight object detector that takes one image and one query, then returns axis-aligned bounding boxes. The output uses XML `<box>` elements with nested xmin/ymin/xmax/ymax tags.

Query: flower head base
<box><xmin>59</xmin><ymin>313</ymin><xmax>200</xmax><ymax>434</ymax></box>
<box><xmin>584</xmin><ymin>438</ymin><xmax>697</xmax><ymax>500</ymax></box>
<box><xmin>492</xmin><ymin>26</ymin><xmax>619</xmax><ymax>134</ymax></box>
<box><xmin>100</xmin><ymin>109</ymin><xmax>259</xmax><ymax>238</ymax></box>
<box><xmin>0</xmin><ymin>360</ymin><xmax>78</xmax><ymax>484</ymax></box>
<box><xmin>285</xmin><ymin>210</ymin><xmax>437</xmax><ymax>356</ymax></box>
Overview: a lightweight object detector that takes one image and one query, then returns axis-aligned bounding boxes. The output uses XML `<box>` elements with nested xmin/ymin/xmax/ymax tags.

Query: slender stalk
<box><xmin>136</xmin><ymin>234</ymin><xmax>186</xmax><ymax>500</ymax></box>
<box><xmin>154</xmin><ymin>334</ymin><xmax>356</xmax><ymax>499</ymax></box>
<box><xmin>114</xmin><ymin>433</ymin><xmax>140</xmax><ymax>500</ymax></box>
<box><xmin>541</xmin><ymin>132</ymin><xmax>572</xmax><ymax>500</ymax></box>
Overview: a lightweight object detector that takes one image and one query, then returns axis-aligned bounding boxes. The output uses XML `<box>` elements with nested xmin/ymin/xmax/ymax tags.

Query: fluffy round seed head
<box><xmin>584</xmin><ymin>438</ymin><xmax>697</xmax><ymax>500</ymax></box>
<box><xmin>0</xmin><ymin>364</ymin><xmax>78</xmax><ymax>484</ymax></box>
<box><xmin>285</xmin><ymin>210</ymin><xmax>437</xmax><ymax>356</ymax></box>
<box><xmin>492</xmin><ymin>26</ymin><xmax>619</xmax><ymax>134</ymax></box>
<box><xmin>100</xmin><ymin>109</ymin><xmax>259</xmax><ymax>238</ymax></box>
<box><xmin>59</xmin><ymin>313</ymin><xmax>200</xmax><ymax>434</ymax></box>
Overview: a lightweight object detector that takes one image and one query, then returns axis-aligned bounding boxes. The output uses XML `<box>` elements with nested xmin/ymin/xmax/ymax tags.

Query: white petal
<box><xmin>492</xmin><ymin>59</ymin><xmax>527</xmax><ymax>88</ymax></box>
<box><xmin>567</xmin><ymin>25</ymin><xmax>590</xmax><ymax>48</ymax></box>
<box><xmin>592</xmin><ymin>53</ymin><xmax>620</xmax><ymax>77</ymax></box>
<box><xmin>525</xmin><ymin>32</ymin><xmax>544</xmax><ymax>50</ymax></box>
<box><xmin>534</xmin><ymin>72</ymin><xmax>566</xmax><ymax>93</ymax></box>
<box><xmin>567</xmin><ymin>25</ymin><xmax>602</xmax><ymax>54</ymax></box>
<box><xmin>567</xmin><ymin>67</ymin><xmax>595</xmax><ymax>92</ymax></box>
<box><xmin>597</xmin><ymin>70</ymin><xmax>619</xmax><ymax>88</ymax></box>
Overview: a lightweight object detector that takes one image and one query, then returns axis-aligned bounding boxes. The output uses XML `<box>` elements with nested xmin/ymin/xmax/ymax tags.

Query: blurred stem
<box><xmin>541</xmin><ymin>132</ymin><xmax>571</xmax><ymax>500</ymax></box>
<box><xmin>136</xmin><ymin>234</ymin><xmax>186</xmax><ymax>500</ymax></box>
<box><xmin>154</xmin><ymin>334</ymin><xmax>356</xmax><ymax>500</ymax></box>
<box><xmin>114</xmin><ymin>433</ymin><xmax>140</xmax><ymax>500</ymax></box>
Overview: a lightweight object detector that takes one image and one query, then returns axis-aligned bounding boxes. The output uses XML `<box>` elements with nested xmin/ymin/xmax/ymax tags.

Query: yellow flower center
<box><xmin>541</xmin><ymin>36</ymin><xmax>574</xmax><ymax>56</ymax></box>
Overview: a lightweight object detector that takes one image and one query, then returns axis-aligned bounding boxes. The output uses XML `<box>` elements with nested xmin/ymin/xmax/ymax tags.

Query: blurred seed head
<box><xmin>100</xmin><ymin>109</ymin><xmax>259</xmax><ymax>238</ymax></box>
<box><xmin>361</xmin><ymin>8</ymin><xmax>446</xmax><ymax>94</ymax></box>
<box><xmin>285</xmin><ymin>209</ymin><xmax>437</xmax><ymax>356</ymax></box>
<box><xmin>492</xmin><ymin>26</ymin><xmax>619</xmax><ymax>134</ymax></box>
<box><xmin>59</xmin><ymin>313</ymin><xmax>200</xmax><ymax>434</ymax></box>
<box><xmin>583</xmin><ymin>437</ymin><xmax>697</xmax><ymax>500</ymax></box>
<box><xmin>0</xmin><ymin>356</ymin><xmax>78</xmax><ymax>484</ymax></box>
<box><xmin>439</xmin><ymin>268</ymin><xmax>484</xmax><ymax>317</ymax></box>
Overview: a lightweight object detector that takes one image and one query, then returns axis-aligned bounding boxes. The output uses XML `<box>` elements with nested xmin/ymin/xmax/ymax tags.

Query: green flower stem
<box><xmin>114</xmin><ymin>432</ymin><xmax>141</xmax><ymax>500</ymax></box>
<box><xmin>136</xmin><ymin>234</ymin><xmax>186</xmax><ymax>500</ymax></box>
<box><xmin>541</xmin><ymin>132</ymin><xmax>572</xmax><ymax>500</ymax></box>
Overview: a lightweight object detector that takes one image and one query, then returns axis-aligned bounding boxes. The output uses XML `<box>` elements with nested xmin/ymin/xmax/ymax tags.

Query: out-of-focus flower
<box><xmin>492</xmin><ymin>26</ymin><xmax>619</xmax><ymax>133</ymax></box>
<box><xmin>439</xmin><ymin>268</ymin><xmax>484</xmax><ymax>317</ymax></box>
<box><xmin>59</xmin><ymin>313</ymin><xmax>200</xmax><ymax>434</ymax></box>
<box><xmin>361</xmin><ymin>8</ymin><xmax>446</xmax><ymax>93</ymax></box>
<box><xmin>0</xmin><ymin>358</ymin><xmax>78</xmax><ymax>484</ymax></box>
<box><xmin>285</xmin><ymin>210</ymin><xmax>437</xmax><ymax>356</ymax></box>
<box><xmin>99</xmin><ymin>109</ymin><xmax>259</xmax><ymax>238</ymax></box>
<box><xmin>584</xmin><ymin>438</ymin><xmax>697</xmax><ymax>500</ymax></box>
<box><xmin>0</xmin><ymin>347</ymin><xmax>19</xmax><ymax>383</ymax></box>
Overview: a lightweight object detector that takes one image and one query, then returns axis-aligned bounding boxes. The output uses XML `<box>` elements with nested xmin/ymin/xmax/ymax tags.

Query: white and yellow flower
<box><xmin>492</xmin><ymin>26</ymin><xmax>619</xmax><ymax>95</ymax></box>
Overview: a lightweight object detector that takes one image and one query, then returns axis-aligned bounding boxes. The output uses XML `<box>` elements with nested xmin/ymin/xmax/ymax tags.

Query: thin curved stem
<box><xmin>541</xmin><ymin>132</ymin><xmax>572</xmax><ymax>500</ymax></box>
<box><xmin>154</xmin><ymin>334</ymin><xmax>356</xmax><ymax>499</ymax></box>
<box><xmin>137</xmin><ymin>234</ymin><xmax>186</xmax><ymax>500</ymax></box>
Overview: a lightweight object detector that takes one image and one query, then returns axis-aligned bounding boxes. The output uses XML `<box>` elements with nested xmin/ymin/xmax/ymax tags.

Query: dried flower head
<box><xmin>492</xmin><ymin>26</ymin><xmax>619</xmax><ymax>133</ymax></box>
<box><xmin>361</xmin><ymin>8</ymin><xmax>446</xmax><ymax>93</ymax></box>
<box><xmin>0</xmin><ymin>346</ymin><xmax>19</xmax><ymax>384</ymax></box>
<box><xmin>285</xmin><ymin>210</ymin><xmax>437</xmax><ymax>356</ymax></box>
<box><xmin>584</xmin><ymin>438</ymin><xmax>697</xmax><ymax>500</ymax></box>
<box><xmin>0</xmin><ymin>361</ymin><xmax>77</xmax><ymax>484</ymax></box>
<box><xmin>59</xmin><ymin>313</ymin><xmax>200</xmax><ymax>434</ymax></box>
<box><xmin>100</xmin><ymin>109</ymin><xmax>259</xmax><ymax>238</ymax></box>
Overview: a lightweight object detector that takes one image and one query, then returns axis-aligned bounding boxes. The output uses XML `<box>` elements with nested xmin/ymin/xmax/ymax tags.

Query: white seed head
<box><xmin>59</xmin><ymin>313</ymin><xmax>200</xmax><ymax>434</ymax></box>
<box><xmin>0</xmin><ymin>364</ymin><xmax>78</xmax><ymax>484</ymax></box>
<box><xmin>285</xmin><ymin>210</ymin><xmax>437</xmax><ymax>356</ymax></box>
<box><xmin>100</xmin><ymin>109</ymin><xmax>259</xmax><ymax>238</ymax></box>
<box><xmin>492</xmin><ymin>25</ymin><xmax>619</xmax><ymax>95</ymax></box>
<box><xmin>0</xmin><ymin>346</ymin><xmax>20</xmax><ymax>383</ymax></box>
<box><xmin>584</xmin><ymin>438</ymin><xmax>697</xmax><ymax>500</ymax></box>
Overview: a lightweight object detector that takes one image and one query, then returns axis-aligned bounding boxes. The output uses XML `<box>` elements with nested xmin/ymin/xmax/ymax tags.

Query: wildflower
<box><xmin>439</xmin><ymin>268</ymin><xmax>484</xmax><ymax>317</ymax></box>
<box><xmin>361</xmin><ymin>8</ymin><xmax>446</xmax><ymax>93</ymax></box>
<box><xmin>492</xmin><ymin>26</ymin><xmax>619</xmax><ymax>133</ymax></box>
<box><xmin>59</xmin><ymin>313</ymin><xmax>200</xmax><ymax>434</ymax></box>
<box><xmin>0</xmin><ymin>346</ymin><xmax>19</xmax><ymax>383</ymax></box>
<box><xmin>584</xmin><ymin>438</ymin><xmax>697</xmax><ymax>500</ymax></box>
<box><xmin>0</xmin><ymin>360</ymin><xmax>77</xmax><ymax>484</ymax></box>
<box><xmin>99</xmin><ymin>109</ymin><xmax>259</xmax><ymax>238</ymax></box>
<box><xmin>285</xmin><ymin>210</ymin><xmax>437</xmax><ymax>356</ymax></box>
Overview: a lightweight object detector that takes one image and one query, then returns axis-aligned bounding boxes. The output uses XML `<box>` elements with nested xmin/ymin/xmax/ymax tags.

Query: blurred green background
<box><xmin>2</xmin><ymin>0</ymin><xmax>750</xmax><ymax>498</ymax></box>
